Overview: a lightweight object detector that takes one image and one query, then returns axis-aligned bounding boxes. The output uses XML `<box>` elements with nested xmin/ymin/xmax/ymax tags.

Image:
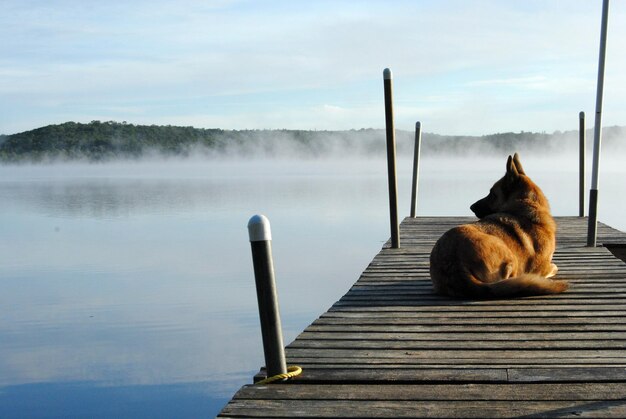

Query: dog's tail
<box><xmin>470</xmin><ymin>273</ymin><xmax>569</xmax><ymax>298</ymax></box>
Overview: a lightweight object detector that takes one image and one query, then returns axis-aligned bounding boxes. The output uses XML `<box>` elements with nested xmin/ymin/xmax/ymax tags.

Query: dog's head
<box><xmin>470</xmin><ymin>153</ymin><xmax>544</xmax><ymax>219</ymax></box>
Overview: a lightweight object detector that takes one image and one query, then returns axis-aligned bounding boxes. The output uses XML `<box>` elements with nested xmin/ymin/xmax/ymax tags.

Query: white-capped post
<box><xmin>247</xmin><ymin>214</ymin><xmax>287</xmax><ymax>378</ymax></box>
<box><xmin>410</xmin><ymin>121</ymin><xmax>422</xmax><ymax>218</ymax></box>
<box><xmin>383</xmin><ymin>68</ymin><xmax>400</xmax><ymax>248</ymax></box>
<box><xmin>588</xmin><ymin>0</ymin><xmax>610</xmax><ymax>247</ymax></box>
<box><xmin>579</xmin><ymin>111</ymin><xmax>586</xmax><ymax>218</ymax></box>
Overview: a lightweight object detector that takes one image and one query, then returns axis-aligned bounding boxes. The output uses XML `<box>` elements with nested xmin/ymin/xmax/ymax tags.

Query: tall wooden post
<box><xmin>383</xmin><ymin>68</ymin><xmax>400</xmax><ymax>248</ymax></box>
<box><xmin>248</xmin><ymin>214</ymin><xmax>287</xmax><ymax>378</ymax></box>
<box><xmin>579</xmin><ymin>111</ymin><xmax>586</xmax><ymax>217</ymax></box>
<box><xmin>588</xmin><ymin>0</ymin><xmax>610</xmax><ymax>247</ymax></box>
<box><xmin>410</xmin><ymin>121</ymin><xmax>422</xmax><ymax>218</ymax></box>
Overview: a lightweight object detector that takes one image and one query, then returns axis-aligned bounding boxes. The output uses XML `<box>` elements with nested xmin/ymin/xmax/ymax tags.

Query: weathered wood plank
<box><xmin>287</xmin><ymin>339</ymin><xmax>626</xmax><ymax>350</ymax></box>
<box><xmin>508</xmin><ymin>367</ymin><xmax>626</xmax><ymax>382</ymax></box>
<box><xmin>287</xmin><ymin>358</ymin><xmax>626</xmax><ymax>367</ymax></box>
<box><xmin>296</xmin><ymin>331</ymin><xmax>626</xmax><ymax>341</ymax></box>
<box><xmin>260</xmin><ymin>367</ymin><xmax>509</xmax><ymax>383</ymax></box>
<box><xmin>337</xmin><ymin>296</ymin><xmax>626</xmax><ymax>304</ymax></box>
<box><xmin>314</xmin><ymin>315</ymin><xmax>626</xmax><ymax>325</ymax></box>
<box><xmin>327</xmin><ymin>304</ymin><xmax>626</xmax><ymax>311</ymax></box>
<box><xmin>307</xmin><ymin>324</ymin><xmax>626</xmax><ymax>332</ymax></box>
<box><xmin>284</xmin><ymin>348</ymin><xmax>626</xmax><ymax>359</ymax></box>
<box><xmin>253</xmin><ymin>367</ymin><xmax>626</xmax><ymax>384</ymax></box>
<box><xmin>219</xmin><ymin>398</ymin><xmax>626</xmax><ymax>418</ymax></box>
<box><xmin>232</xmin><ymin>382</ymin><xmax>626</xmax><ymax>401</ymax></box>
<box><xmin>321</xmin><ymin>310</ymin><xmax>626</xmax><ymax>318</ymax></box>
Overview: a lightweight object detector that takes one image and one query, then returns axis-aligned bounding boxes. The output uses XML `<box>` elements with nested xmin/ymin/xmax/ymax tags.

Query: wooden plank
<box><xmin>296</xmin><ymin>331</ymin><xmax>626</xmax><ymax>341</ymax></box>
<box><xmin>253</xmin><ymin>368</ymin><xmax>626</xmax><ymax>384</ymax></box>
<box><xmin>232</xmin><ymin>382</ymin><xmax>626</xmax><ymax>401</ymax></box>
<box><xmin>288</xmin><ymin>339</ymin><xmax>626</xmax><ymax>350</ymax></box>
<box><xmin>508</xmin><ymin>367</ymin><xmax>626</xmax><ymax>382</ymax></box>
<box><xmin>327</xmin><ymin>304</ymin><xmax>626</xmax><ymax>311</ymax></box>
<box><xmin>337</xmin><ymin>296</ymin><xmax>626</xmax><ymax>304</ymax></box>
<box><xmin>287</xmin><ymin>358</ymin><xmax>626</xmax><ymax>367</ymax></box>
<box><xmin>307</xmin><ymin>314</ymin><xmax>626</xmax><ymax>331</ymax></box>
<box><xmin>219</xmin><ymin>399</ymin><xmax>626</xmax><ymax>418</ymax></box>
<box><xmin>284</xmin><ymin>348</ymin><xmax>626</xmax><ymax>359</ymax></box>
<box><xmin>260</xmin><ymin>368</ymin><xmax>509</xmax><ymax>383</ymax></box>
<box><xmin>307</xmin><ymin>324</ymin><xmax>626</xmax><ymax>333</ymax></box>
<box><xmin>320</xmin><ymin>310</ymin><xmax>626</xmax><ymax>318</ymax></box>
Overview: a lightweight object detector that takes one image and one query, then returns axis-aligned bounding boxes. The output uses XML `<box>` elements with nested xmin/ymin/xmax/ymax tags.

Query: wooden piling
<box><xmin>579</xmin><ymin>111</ymin><xmax>585</xmax><ymax>217</ymax></box>
<box><xmin>410</xmin><ymin>121</ymin><xmax>422</xmax><ymax>218</ymax></box>
<box><xmin>588</xmin><ymin>0</ymin><xmax>611</xmax><ymax>247</ymax></box>
<box><xmin>383</xmin><ymin>68</ymin><xmax>400</xmax><ymax>248</ymax></box>
<box><xmin>248</xmin><ymin>214</ymin><xmax>287</xmax><ymax>378</ymax></box>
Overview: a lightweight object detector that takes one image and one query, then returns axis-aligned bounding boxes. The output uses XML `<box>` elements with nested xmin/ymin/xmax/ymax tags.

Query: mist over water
<box><xmin>0</xmin><ymin>150</ymin><xmax>624</xmax><ymax>417</ymax></box>
<box><xmin>4</xmin><ymin>122</ymin><xmax>626</xmax><ymax>163</ymax></box>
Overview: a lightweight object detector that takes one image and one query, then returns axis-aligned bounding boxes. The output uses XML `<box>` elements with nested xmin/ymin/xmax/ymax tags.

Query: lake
<box><xmin>1</xmin><ymin>153</ymin><xmax>624</xmax><ymax>417</ymax></box>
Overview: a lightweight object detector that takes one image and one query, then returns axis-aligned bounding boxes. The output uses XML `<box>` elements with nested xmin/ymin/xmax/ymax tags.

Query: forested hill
<box><xmin>1</xmin><ymin>121</ymin><xmax>624</xmax><ymax>162</ymax></box>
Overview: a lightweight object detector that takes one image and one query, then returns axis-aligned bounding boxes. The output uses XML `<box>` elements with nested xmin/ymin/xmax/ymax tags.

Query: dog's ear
<box><xmin>512</xmin><ymin>152</ymin><xmax>526</xmax><ymax>175</ymax></box>
<box><xmin>506</xmin><ymin>155</ymin><xmax>520</xmax><ymax>184</ymax></box>
<box><xmin>506</xmin><ymin>155</ymin><xmax>516</xmax><ymax>175</ymax></box>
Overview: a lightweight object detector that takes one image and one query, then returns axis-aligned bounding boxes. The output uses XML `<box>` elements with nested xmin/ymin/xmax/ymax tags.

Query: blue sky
<box><xmin>2</xmin><ymin>0</ymin><xmax>625</xmax><ymax>135</ymax></box>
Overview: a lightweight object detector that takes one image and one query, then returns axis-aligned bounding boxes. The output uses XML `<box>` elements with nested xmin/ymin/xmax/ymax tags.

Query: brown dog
<box><xmin>429</xmin><ymin>153</ymin><xmax>568</xmax><ymax>298</ymax></box>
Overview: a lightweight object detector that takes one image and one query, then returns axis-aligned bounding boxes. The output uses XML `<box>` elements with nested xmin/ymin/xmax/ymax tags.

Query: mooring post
<box><xmin>247</xmin><ymin>214</ymin><xmax>287</xmax><ymax>378</ymax></box>
<box><xmin>383</xmin><ymin>68</ymin><xmax>400</xmax><ymax>248</ymax></box>
<box><xmin>410</xmin><ymin>121</ymin><xmax>422</xmax><ymax>218</ymax></box>
<box><xmin>579</xmin><ymin>111</ymin><xmax>586</xmax><ymax>217</ymax></box>
<box><xmin>587</xmin><ymin>0</ymin><xmax>610</xmax><ymax>247</ymax></box>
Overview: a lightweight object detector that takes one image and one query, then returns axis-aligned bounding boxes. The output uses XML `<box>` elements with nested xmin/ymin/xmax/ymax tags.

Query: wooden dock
<box><xmin>219</xmin><ymin>216</ymin><xmax>626</xmax><ymax>418</ymax></box>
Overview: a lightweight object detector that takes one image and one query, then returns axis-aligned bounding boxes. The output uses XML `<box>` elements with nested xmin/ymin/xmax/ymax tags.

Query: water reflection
<box><xmin>0</xmin><ymin>381</ymin><xmax>231</xmax><ymax>418</ymax></box>
<box><xmin>0</xmin><ymin>160</ymin><xmax>387</xmax><ymax>218</ymax></box>
<box><xmin>0</xmin><ymin>159</ymin><xmax>392</xmax><ymax>417</ymax></box>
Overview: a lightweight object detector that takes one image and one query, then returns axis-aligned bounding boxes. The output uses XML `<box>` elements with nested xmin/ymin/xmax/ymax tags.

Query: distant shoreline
<box><xmin>1</xmin><ymin>121</ymin><xmax>624</xmax><ymax>163</ymax></box>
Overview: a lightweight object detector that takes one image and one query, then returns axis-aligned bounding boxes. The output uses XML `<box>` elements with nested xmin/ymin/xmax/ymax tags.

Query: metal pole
<box><xmin>410</xmin><ymin>121</ymin><xmax>422</xmax><ymax>218</ymax></box>
<box><xmin>383</xmin><ymin>68</ymin><xmax>400</xmax><ymax>248</ymax></box>
<box><xmin>579</xmin><ymin>111</ymin><xmax>585</xmax><ymax>217</ymax></box>
<box><xmin>587</xmin><ymin>0</ymin><xmax>610</xmax><ymax>247</ymax></box>
<box><xmin>247</xmin><ymin>214</ymin><xmax>287</xmax><ymax>378</ymax></box>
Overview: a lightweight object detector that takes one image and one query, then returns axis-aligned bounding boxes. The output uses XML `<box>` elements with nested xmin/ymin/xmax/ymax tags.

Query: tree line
<box><xmin>0</xmin><ymin>120</ymin><xmax>623</xmax><ymax>162</ymax></box>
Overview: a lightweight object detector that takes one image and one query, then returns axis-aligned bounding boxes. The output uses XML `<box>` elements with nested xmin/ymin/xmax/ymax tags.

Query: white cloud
<box><xmin>468</xmin><ymin>76</ymin><xmax>549</xmax><ymax>88</ymax></box>
<box><xmin>1</xmin><ymin>0</ymin><xmax>626</xmax><ymax>134</ymax></box>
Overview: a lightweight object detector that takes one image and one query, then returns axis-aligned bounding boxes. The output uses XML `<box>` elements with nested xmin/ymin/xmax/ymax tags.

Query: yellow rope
<box><xmin>256</xmin><ymin>366</ymin><xmax>302</xmax><ymax>385</ymax></box>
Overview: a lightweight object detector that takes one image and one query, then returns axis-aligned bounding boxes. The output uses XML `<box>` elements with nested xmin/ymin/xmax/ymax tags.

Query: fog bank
<box><xmin>1</xmin><ymin>121</ymin><xmax>625</xmax><ymax>163</ymax></box>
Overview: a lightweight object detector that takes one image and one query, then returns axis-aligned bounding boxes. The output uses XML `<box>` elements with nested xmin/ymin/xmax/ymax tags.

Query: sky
<box><xmin>2</xmin><ymin>0</ymin><xmax>625</xmax><ymax>136</ymax></box>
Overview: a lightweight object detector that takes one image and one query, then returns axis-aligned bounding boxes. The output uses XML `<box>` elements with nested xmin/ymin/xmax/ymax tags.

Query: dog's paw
<box><xmin>547</xmin><ymin>263</ymin><xmax>558</xmax><ymax>278</ymax></box>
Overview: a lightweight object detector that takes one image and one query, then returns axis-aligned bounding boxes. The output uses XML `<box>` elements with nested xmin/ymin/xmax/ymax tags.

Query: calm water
<box><xmin>1</xmin><ymin>154</ymin><xmax>624</xmax><ymax>418</ymax></box>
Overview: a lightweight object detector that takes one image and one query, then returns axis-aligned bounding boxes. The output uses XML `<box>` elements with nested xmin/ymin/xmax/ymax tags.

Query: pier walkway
<box><xmin>219</xmin><ymin>216</ymin><xmax>626</xmax><ymax>418</ymax></box>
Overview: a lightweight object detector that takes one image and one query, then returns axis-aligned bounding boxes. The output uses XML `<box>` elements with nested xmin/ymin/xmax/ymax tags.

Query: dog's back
<box><xmin>429</xmin><ymin>154</ymin><xmax>568</xmax><ymax>298</ymax></box>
